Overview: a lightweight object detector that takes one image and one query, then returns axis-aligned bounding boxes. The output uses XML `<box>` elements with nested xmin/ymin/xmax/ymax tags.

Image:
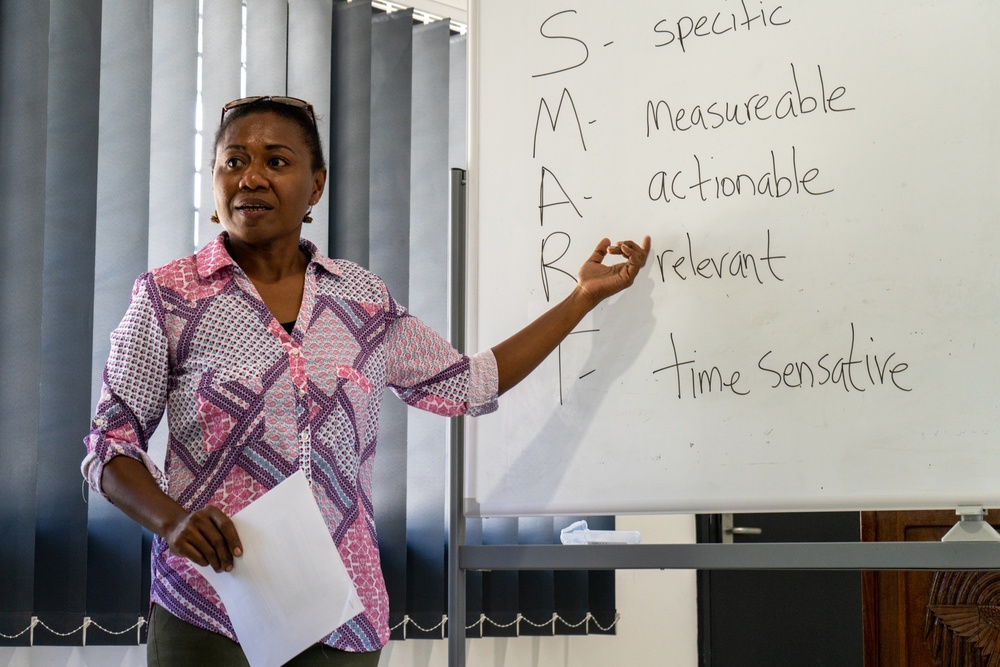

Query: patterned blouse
<box><xmin>82</xmin><ymin>233</ymin><xmax>498</xmax><ymax>651</ymax></box>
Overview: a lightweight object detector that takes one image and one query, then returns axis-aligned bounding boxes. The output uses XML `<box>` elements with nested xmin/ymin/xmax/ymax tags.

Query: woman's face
<box><xmin>212</xmin><ymin>111</ymin><xmax>326</xmax><ymax>247</ymax></box>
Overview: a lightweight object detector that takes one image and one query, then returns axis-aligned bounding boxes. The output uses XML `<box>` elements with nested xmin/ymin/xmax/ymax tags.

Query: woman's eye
<box><xmin>224</xmin><ymin>157</ymin><xmax>242</xmax><ymax>169</ymax></box>
<box><xmin>268</xmin><ymin>156</ymin><xmax>288</xmax><ymax>167</ymax></box>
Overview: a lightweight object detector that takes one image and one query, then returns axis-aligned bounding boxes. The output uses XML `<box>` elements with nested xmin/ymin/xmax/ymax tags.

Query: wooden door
<box><xmin>862</xmin><ymin>510</ymin><xmax>1000</xmax><ymax>667</ymax></box>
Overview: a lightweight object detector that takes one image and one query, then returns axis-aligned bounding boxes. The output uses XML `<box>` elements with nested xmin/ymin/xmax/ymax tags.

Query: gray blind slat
<box><xmin>35</xmin><ymin>0</ymin><xmax>103</xmax><ymax>619</ymax></box>
<box><xmin>198</xmin><ymin>0</ymin><xmax>243</xmax><ymax>248</ymax></box>
<box><xmin>246</xmin><ymin>0</ymin><xmax>289</xmax><ymax>96</ymax></box>
<box><xmin>405</xmin><ymin>20</ymin><xmax>452</xmax><ymax>629</ymax></box>
<box><xmin>288</xmin><ymin>0</ymin><xmax>333</xmax><ymax>254</ymax></box>
<box><xmin>449</xmin><ymin>34</ymin><xmax>467</xmax><ymax>171</ymax></box>
<box><xmin>92</xmin><ymin>0</ymin><xmax>155</xmax><ymax>375</ymax></box>
<box><xmin>329</xmin><ymin>0</ymin><xmax>372</xmax><ymax>265</ymax></box>
<box><xmin>149</xmin><ymin>0</ymin><xmax>199</xmax><ymax>265</ymax></box>
<box><xmin>368</xmin><ymin>10</ymin><xmax>413</xmax><ymax>297</ymax></box>
<box><xmin>370</xmin><ymin>8</ymin><xmax>414</xmax><ymax>634</ymax></box>
<box><xmin>87</xmin><ymin>0</ymin><xmax>156</xmax><ymax>625</ymax></box>
<box><xmin>0</xmin><ymin>0</ymin><xmax>50</xmax><ymax>626</ymax></box>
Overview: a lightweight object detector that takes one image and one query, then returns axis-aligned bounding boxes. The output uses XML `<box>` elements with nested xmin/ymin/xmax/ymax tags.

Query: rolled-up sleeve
<box><xmin>384</xmin><ymin>298</ymin><xmax>498</xmax><ymax>418</ymax></box>
<box><xmin>465</xmin><ymin>349</ymin><xmax>498</xmax><ymax>416</ymax></box>
<box><xmin>82</xmin><ymin>274</ymin><xmax>170</xmax><ymax>497</ymax></box>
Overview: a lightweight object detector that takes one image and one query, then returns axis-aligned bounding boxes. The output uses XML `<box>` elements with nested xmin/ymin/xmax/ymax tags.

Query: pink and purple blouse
<box><xmin>82</xmin><ymin>233</ymin><xmax>498</xmax><ymax>651</ymax></box>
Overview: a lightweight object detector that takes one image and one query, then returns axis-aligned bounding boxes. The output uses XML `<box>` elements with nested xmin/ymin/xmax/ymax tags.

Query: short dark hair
<box><xmin>212</xmin><ymin>98</ymin><xmax>326</xmax><ymax>172</ymax></box>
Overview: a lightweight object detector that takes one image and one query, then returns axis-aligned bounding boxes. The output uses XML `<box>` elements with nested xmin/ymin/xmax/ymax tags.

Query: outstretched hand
<box><xmin>576</xmin><ymin>236</ymin><xmax>652</xmax><ymax>306</ymax></box>
<box><xmin>492</xmin><ymin>234</ymin><xmax>651</xmax><ymax>395</ymax></box>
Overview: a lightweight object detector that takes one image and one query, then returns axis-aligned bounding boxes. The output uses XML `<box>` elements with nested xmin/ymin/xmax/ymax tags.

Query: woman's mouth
<box><xmin>234</xmin><ymin>200</ymin><xmax>273</xmax><ymax>216</ymax></box>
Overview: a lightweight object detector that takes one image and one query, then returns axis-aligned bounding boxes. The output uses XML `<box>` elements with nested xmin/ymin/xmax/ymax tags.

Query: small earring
<box><xmin>303</xmin><ymin>207</ymin><xmax>313</xmax><ymax>223</ymax></box>
<box><xmin>210</xmin><ymin>211</ymin><xmax>220</xmax><ymax>223</ymax></box>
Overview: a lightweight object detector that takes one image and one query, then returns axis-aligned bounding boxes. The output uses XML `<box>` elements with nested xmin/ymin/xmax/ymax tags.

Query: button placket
<box><xmin>287</xmin><ymin>344</ymin><xmax>312</xmax><ymax>483</ymax></box>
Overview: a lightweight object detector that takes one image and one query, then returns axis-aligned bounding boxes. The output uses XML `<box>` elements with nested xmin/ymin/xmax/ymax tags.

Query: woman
<box><xmin>82</xmin><ymin>96</ymin><xmax>650</xmax><ymax>666</ymax></box>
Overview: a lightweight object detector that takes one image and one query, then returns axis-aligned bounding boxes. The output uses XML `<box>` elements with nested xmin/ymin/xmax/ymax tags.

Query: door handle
<box><xmin>721</xmin><ymin>513</ymin><xmax>763</xmax><ymax>544</ymax></box>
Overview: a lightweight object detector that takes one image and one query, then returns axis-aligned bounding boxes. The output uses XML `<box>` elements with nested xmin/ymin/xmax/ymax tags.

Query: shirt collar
<box><xmin>196</xmin><ymin>232</ymin><xmax>341</xmax><ymax>278</ymax></box>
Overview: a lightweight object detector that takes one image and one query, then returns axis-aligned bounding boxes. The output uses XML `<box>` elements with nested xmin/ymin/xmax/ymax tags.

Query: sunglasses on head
<box><xmin>220</xmin><ymin>96</ymin><xmax>316</xmax><ymax>126</ymax></box>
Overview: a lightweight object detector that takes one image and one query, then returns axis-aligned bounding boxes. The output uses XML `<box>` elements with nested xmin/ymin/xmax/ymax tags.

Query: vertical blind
<box><xmin>0</xmin><ymin>0</ymin><xmax>614</xmax><ymax>646</ymax></box>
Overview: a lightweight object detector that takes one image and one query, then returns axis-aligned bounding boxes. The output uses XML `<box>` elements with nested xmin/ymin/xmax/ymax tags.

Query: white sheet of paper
<box><xmin>196</xmin><ymin>470</ymin><xmax>364</xmax><ymax>667</ymax></box>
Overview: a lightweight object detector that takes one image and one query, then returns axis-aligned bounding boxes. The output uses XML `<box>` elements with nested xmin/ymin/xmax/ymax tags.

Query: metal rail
<box><xmin>461</xmin><ymin>541</ymin><xmax>1000</xmax><ymax>572</ymax></box>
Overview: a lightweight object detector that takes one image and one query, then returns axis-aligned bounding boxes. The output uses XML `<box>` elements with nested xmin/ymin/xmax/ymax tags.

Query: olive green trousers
<box><xmin>147</xmin><ymin>604</ymin><xmax>382</xmax><ymax>666</ymax></box>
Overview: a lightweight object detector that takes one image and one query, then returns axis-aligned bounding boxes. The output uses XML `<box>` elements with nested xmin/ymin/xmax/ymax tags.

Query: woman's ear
<box><xmin>311</xmin><ymin>169</ymin><xmax>327</xmax><ymax>203</ymax></box>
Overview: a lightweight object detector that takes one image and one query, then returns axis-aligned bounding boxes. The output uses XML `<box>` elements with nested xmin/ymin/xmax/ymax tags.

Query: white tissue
<box><xmin>559</xmin><ymin>520</ymin><xmax>641</xmax><ymax>545</ymax></box>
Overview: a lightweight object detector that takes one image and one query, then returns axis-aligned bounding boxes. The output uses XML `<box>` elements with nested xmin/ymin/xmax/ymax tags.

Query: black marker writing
<box><xmin>652</xmin><ymin>326</ymin><xmax>913</xmax><ymax>400</ymax></box>
<box><xmin>652</xmin><ymin>333</ymin><xmax>749</xmax><ymax>399</ymax></box>
<box><xmin>534</xmin><ymin>10</ymin><xmax>590</xmax><ymax>78</ymax></box>
<box><xmin>540</xmin><ymin>231</ymin><xmax>576</xmax><ymax>302</ymax></box>
<box><xmin>656</xmin><ymin>230</ymin><xmax>785</xmax><ymax>284</ymax></box>
<box><xmin>653</xmin><ymin>0</ymin><xmax>791</xmax><ymax>53</ymax></box>
<box><xmin>757</xmin><ymin>323</ymin><xmax>911</xmax><ymax>392</ymax></box>
<box><xmin>648</xmin><ymin>146</ymin><xmax>832</xmax><ymax>204</ymax></box>
<box><xmin>557</xmin><ymin>328</ymin><xmax>599</xmax><ymax>405</ymax></box>
<box><xmin>539</xmin><ymin>166</ymin><xmax>583</xmax><ymax>226</ymax></box>
<box><xmin>652</xmin><ymin>333</ymin><xmax>695</xmax><ymax>399</ymax></box>
<box><xmin>646</xmin><ymin>64</ymin><xmax>853</xmax><ymax>136</ymax></box>
<box><xmin>533</xmin><ymin>88</ymin><xmax>588</xmax><ymax>158</ymax></box>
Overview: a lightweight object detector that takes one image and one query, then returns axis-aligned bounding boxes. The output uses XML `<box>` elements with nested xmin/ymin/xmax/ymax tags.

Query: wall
<box><xmin>0</xmin><ymin>515</ymin><xmax>697</xmax><ymax>667</ymax></box>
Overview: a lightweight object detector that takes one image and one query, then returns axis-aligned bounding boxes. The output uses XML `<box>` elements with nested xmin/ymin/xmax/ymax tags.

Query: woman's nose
<box><xmin>240</xmin><ymin>162</ymin><xmax>267</xmax><ymax>189</ymax></box>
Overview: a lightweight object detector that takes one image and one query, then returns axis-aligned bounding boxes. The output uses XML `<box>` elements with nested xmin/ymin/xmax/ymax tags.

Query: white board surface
<box><xmin>468</xmin><ymin>0</ymin><xmax>1000</xmax><ymax>516</ymax></box>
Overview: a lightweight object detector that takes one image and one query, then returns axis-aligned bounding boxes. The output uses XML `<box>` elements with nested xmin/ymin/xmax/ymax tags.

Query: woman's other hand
<box><xmin>165</xmin><ymin>506</ymin><xmax>243</xmax><ymax>573</ymax></box>
<box><xmin>101</xmin><ymin>456</ymin><xmax>243</xmax><ymax>573</ymax></box>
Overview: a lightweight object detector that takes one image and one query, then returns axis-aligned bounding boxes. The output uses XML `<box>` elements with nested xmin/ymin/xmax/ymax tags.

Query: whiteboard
<box><xmin>467</xmin><ymin>0</ymin><xmax>1000</xmax><ymax>516</ymax></box>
